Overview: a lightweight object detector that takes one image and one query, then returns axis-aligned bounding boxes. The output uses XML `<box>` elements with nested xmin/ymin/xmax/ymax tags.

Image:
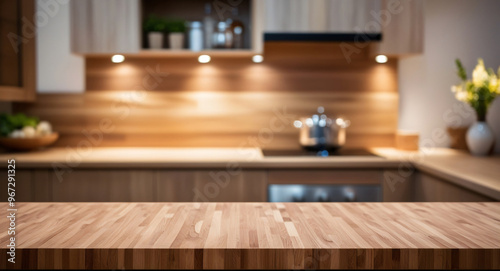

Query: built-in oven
<box><xmin>268</xmin><ymin>184</ymin><xmax>382</xmax><ymax>202</ymax></box>
<box><xmin>263</xmin><ymin>149</ymin><xmax>383</xmax><ymax>202</ymax></box>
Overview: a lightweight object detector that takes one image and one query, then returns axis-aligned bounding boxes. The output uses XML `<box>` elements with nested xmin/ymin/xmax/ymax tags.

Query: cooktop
<box><xmin>261</xmin><ymin>148</ymin><xmax>379</xmax><ymax>157</ymax></box>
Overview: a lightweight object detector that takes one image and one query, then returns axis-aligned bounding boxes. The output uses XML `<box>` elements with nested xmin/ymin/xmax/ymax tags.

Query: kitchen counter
<box><xmin>1</xmin><ymin>147</ymin><xmax>400</xmax><ymax>168</ymax></box>
<box><xmin>372</xmin><ymin>148</ymin><xmax>500</xmax><ymax>200</ymax></box>
<box><xmin>1</xmin><ymin>147</ymin><xmax>500</xmax><ymax>200</ymax></box>
<box><xmin>1</xmin><ymin>202</ymin><xmax>499</xmax><ymax>269</ymax></box>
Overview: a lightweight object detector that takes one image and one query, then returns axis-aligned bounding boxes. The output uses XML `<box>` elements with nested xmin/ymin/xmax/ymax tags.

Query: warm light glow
<box><xmin>111</xmin><ymin>54</ymin><xmax>125</xmax><ymax>63</ymax></box>
<box><xmin>252</xmin><ymin>55</ymin><xmax>264</xmax><ymax>63</ymax></box>
<box><xmin>375</xmin><ymin>55</ymin><xmax>388</xmax><ymax>64</ymax></box>
<box><xmin>198</xmin><ymin>55</ymin><xmax>211</xmax><ymax>63</ymax></box>
<box><xmin>336</xmin><ymin>118</ymin><xmax>344</xmax><ymax>126</ymax></box>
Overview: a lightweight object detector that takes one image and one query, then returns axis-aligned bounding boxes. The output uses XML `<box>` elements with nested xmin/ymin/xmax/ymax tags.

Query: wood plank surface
<box><xmin>14</xmin><ymin>91</ymin><xmax>397</xmax><ymax>149</ymax></box>
<box><xmin>1</xmin><ymin>202</ymin><xmax>499</xmax><ymax>269</ymax></box>
<box><xmin>13</xmin><ymin>41</ymin><xmax>398</xmax><ymax>148</ymax></box>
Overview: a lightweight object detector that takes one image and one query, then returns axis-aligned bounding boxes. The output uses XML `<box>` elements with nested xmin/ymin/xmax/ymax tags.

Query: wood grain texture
<box><xmin>268</xmin><ymin>169</ymin><xmax>381</xmax><ymax>185</ymax></box>
<box><xmin>2</xmin><ymin>147</ymin><xmax>499</xmax><ymax>200</ymax></box>
<box><xmin>50</xmin><ymin>170</ymin><xmax>157</xmax><ymax>202</ymax></box>
<box><xmin>0</xmin><ymin>202</ymin><xmax>499</xmax><ymax>270</ymax></box>
<box><xmin>0</xmin><ymin>170</ymin><xmax>52</xmax><ymax>202</ymax></box>
<box><xmin>395</xmin><ymin>131</ymin><xmax>419</xmax><ymax>151</ymax></box>
<box><xmin>156</xmin><ymin>170</ymin><xmax>267</xmax><ymax>202</ymax></box>
<box><xmin>13</xmin><ymin>91</ymin><xmax>398</xmax><ymax>149</ymax></box>
<box><xmin>0</xmin><ymin>0</ymin><xmax>36</xmax><ymax>102</ymax></box>
<box><xmin>372</xmin><ymin>148</ymin><xmax>500</xmax><ymax>200</ymax></box>
<box><xmin>14</xmin><ymin>41</ymin><xmax>398</xmax><ymax>148</ymax></box>
<box><xmin>85</xmin><ymin>42</ymin><xmax>397</xmax><ymax>92</ymax></box>
<box><xmin>414</xmin><ymin>172</ymin><xmax>494</xmax><ymax>202</ymax></box>
<box><xmin>382</xmin><ymin>170</ymin><xmax>414</xmax><ymax>202</ymax></box>
<box><xmin>70</xmin><ymin>0</ymin><xmax>140</xmax><ymax>53</ymax></box>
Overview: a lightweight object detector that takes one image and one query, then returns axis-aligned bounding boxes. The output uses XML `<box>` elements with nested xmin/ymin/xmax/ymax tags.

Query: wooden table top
<box><xmin>2</xmin><ymin>202</ymin><xmax>499</xmax><ymax>269</ymax></box>
<box><xmin>2</xmin><ymin>202</ymin><xmax>499</xmax><ymax>249</ymax></box>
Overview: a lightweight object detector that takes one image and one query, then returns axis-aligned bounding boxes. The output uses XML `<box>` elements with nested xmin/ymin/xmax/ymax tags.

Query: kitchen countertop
<box><xmin>1</xmin><ymin>202</ymin><xmax>499</xmax><ymax>269</ymax></box>
<box><xmin>373</xmin><ymin>148</ymin><xmax>500</xmax><ymax>200</ymax></box>
<box><xmin>0</xmin><ymin>147</ymin><xmax>400</xmax><ymax>168</ymax></box>
<box><xmin>1</xmin><ymin>147</ymin><xmax>499</xmax><ymax>200</ymax></box>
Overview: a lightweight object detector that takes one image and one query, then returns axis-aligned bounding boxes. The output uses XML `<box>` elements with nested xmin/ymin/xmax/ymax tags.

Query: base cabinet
<box><xmin>51</xmin><ymin>170</ymin><xmax>156</xmax><ymax>202</ymax></box>
<box><xmin>156</xmin><ymin>170</ymin><xmax>267</xmax><ymax>202</ymax></box>
<box><xmin>0</xmin><ymin>170</ymin><xmax>51</xmax><ymax>202</ymax></box>
<box><xmin>414</xmin><ymin>172</ymin><xmax>494</xmax><ymax>202</ymax></box>
<box><xmin>382</xmin><ymin>170</ymin><xmax>414</xmax><ymax>202</ymax></box>
<box><xmin>2</xmin><ymin>169</ymin><xmax>268</xmax><ymax>202</ymax></box>
<box><xmin>2</xmin><ymin>168</ymin><xmax>494</xmax><ymax>202</ymax></box>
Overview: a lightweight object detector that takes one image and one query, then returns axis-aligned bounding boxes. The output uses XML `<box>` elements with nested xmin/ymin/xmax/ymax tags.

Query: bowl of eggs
<box><xmin>0</xmin><ymin>113</ymin><xmax>58</xmax><ymax>151</ymax></box>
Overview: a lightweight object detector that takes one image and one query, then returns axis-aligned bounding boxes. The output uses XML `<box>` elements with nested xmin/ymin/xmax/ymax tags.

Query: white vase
<box><xmin>466</xmin><ymin>121</ymin><xmax>494</xmax><ymax>156</ymax></box>
<box><xmin>148</xmin><ymin>32</ymin><xmax>164</xmax><ymax>49</ymax></box>
<box><xmin>169</xmin><ymin>33</ymin><xmax>184</xmax><ymax>50</ymax></box>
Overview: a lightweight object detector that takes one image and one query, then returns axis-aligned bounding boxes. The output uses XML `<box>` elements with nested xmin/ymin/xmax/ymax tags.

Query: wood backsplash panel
<box><xmin>86</xmin><ymin>42</ymin><xmax>397</xmax><ymax>93</ymax></box>
<box><xmin>15</xmin><ymin>42</ymin><xmax>398</xmax><ymax>148</ymax></box>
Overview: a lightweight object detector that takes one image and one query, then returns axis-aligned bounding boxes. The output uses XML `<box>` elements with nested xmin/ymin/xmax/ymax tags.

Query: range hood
<box><xmin>264</xmin><ymin>33</ymin><xmax>382</xmax><ymax>42</ymax></box>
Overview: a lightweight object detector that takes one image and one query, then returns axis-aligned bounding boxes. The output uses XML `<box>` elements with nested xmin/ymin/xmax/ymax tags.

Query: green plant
<box><xmin>143</xmin><ymin>15</ymin><xmax>167</xmax><ymax>32</ymax></box>
<box><xmin>165</xmin><ymin>19</ymin><xmax>186</xmax><ymax>33</ymax></box>
<box><xmin>452</xmin><ymin>59</ymin><xmax>500</xmax><ymax>121</ymax></box>
<box><xmin>0</xmin><ymin>113</ymin><xmax>39</xmax><ymax>137</ymax></box>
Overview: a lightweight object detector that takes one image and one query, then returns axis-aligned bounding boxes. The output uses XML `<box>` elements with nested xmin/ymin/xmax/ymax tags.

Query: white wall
<box><xmin>399</xmin><ymin>0</ymin><xmax>500</xmax><ymax>153</ymax></box>
<box><xmin>37</xmin><ymin>0</ymin><xmax>84</xmax><ymax>92</ymax></box>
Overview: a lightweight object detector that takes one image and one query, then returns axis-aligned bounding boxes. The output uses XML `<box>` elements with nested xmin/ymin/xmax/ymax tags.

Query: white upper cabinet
<box><xmin>70</xmin><ymin>0</ymin><xmax>141</xmax><ymax>54</ymax></box>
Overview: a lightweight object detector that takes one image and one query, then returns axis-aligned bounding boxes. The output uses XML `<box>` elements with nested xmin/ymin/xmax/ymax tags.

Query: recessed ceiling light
<box><xmin>111</xmin><ymin>54</ymin><xmax>125</xmax><ymax>63</ymax></box>
<box><xmin>252</xmin><ymin>55</ymin><xmax>264</xmax><ymax>63</ymax></box>
<box><xmin>198</xmin><ymin>55</ymin><xmax>211</xmax><ymax>63</ymax></box>
<box><xmin>375</xmin><ymin>55</ymin><xmax>388</xmax><ymax>64</ymax></box>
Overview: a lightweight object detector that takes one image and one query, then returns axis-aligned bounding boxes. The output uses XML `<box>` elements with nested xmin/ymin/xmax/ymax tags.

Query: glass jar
<box><xmin>212</xmin><ymin>21</ymin><xmax>233</xmax><ymax>49</ymax></box>
<box><xmin>188</xmin><ymin>21</ymin><xmax>203</xmax><ymax>51</ymax></box>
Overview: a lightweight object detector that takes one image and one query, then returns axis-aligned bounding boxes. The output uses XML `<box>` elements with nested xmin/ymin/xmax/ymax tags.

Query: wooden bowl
<box><xmin>0</xmin><ymin>133</ymin><xmax>59</xmax><ymax>151</ymax></box>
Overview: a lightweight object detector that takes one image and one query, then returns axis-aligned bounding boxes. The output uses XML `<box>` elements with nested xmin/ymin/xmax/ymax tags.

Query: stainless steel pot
<box><xmin>294</xmin><ymin>107</ymin><xmax>350</xmax><ymax>150</ymax></box>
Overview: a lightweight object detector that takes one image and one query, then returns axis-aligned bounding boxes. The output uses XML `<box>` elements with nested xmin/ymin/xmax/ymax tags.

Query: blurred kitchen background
<box><xmin>1</xmin><ymin>0</ymin><xmax>499</xmax><ymax>152</ymax></box>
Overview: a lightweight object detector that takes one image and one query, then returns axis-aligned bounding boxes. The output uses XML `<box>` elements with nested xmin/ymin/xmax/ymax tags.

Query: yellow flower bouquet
<box><xmin>452</xmin><ymin>59</ymin><xmax>500</xmax><ymax>121</ymax></box>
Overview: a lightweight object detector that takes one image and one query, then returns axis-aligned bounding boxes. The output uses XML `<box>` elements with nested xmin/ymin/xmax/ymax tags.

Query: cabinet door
<box><xmin>382</xmin><ymin>170</ymin><xmax>414</xmax><ymax>202</ymax></box>
<box><xmin>264</xmin><ymin>0</ymin><xmax>382</xmax><ymax>32</ymax></box>
<box><xmin>0</xmin><ymin>0</ymin><xmax>36</xmax><ymax>102</ymax></box>
<box><xmin>373</xmin><ymin>0</ymin><xmax>423</xmax><ymax>56</ymax></box>
<box><xmin>263</xmin><ymin>0</ymin><xmax>423</xmax><ymax>56</ymax></box>
<box><xmin>156</xmin><ymin>170</ymin><xmax>267</xmax><ymax>202</ymax></box>
<box><xmin>70</xmin><ymin>0</ymin><xmax>140</xmax><ymax>54</ymax></box>
<box><xmin>414</xmin><ymin>172</ymin><xmax>494</xmax><ymax>202</ymax></box>
<box><xmin>0</xmin><ymin>170</ymin><xmax>50</xmax><ymax>202</ymax></box>
<box><xmin>51</xmin><ymin>170</ymin><xmax>156</xmax><ymax>202</ymax></box>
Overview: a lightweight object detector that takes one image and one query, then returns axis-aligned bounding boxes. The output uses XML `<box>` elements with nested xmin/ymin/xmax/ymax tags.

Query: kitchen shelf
<box><xmin>137</xmin><ymin>49</ymin><xmax>257</xmax><ymax>57</ymax></box>
<box><xmin>83</xmin><ymin>49</ymin><xmax>259</xmax><ymax>58</ymax></box>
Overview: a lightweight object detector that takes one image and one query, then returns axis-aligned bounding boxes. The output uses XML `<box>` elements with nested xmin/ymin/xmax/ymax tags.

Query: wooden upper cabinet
<box><xmin>0</xmin><ymin>0</ymin><xmax>36</xmax><ymax>102</ymax></box>
<box><xmin>374</xmin><ymin>0</ymin><xmax>423</xmax><ymax>56</ymax></box>
<box><xmin>264</xmin><ymin>0</ymin><xmax>382</xmax><ymax>33</ymax></box>
<box><xmin>70</xmin><ymin>0</ymin><xmax>141</xmax><ymax>54</ymax></box>
<box><xmin>263</xmin><ymin>0</ymin><xmax>423</xmax><ymax>56</ymax></box>
<box><xmin>71</xmin><ymin>0</ymin><xmax>265</xmax><ymax>55</ymax></box>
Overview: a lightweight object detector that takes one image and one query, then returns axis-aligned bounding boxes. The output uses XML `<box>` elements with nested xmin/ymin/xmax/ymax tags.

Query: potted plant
<box><xmin>452</xmin><ymin>59</ymin><xmax>500</xmax><ymax>156</ymax></box>
<box><xmin>165</xmin><ymin>19</ymin><xmax>186</xmax><ymax>50</ymax></box>
<box><xmin>144</xmin><ymin>15</ymin><xmax>167</xmax><ymax>49</ymax></box>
